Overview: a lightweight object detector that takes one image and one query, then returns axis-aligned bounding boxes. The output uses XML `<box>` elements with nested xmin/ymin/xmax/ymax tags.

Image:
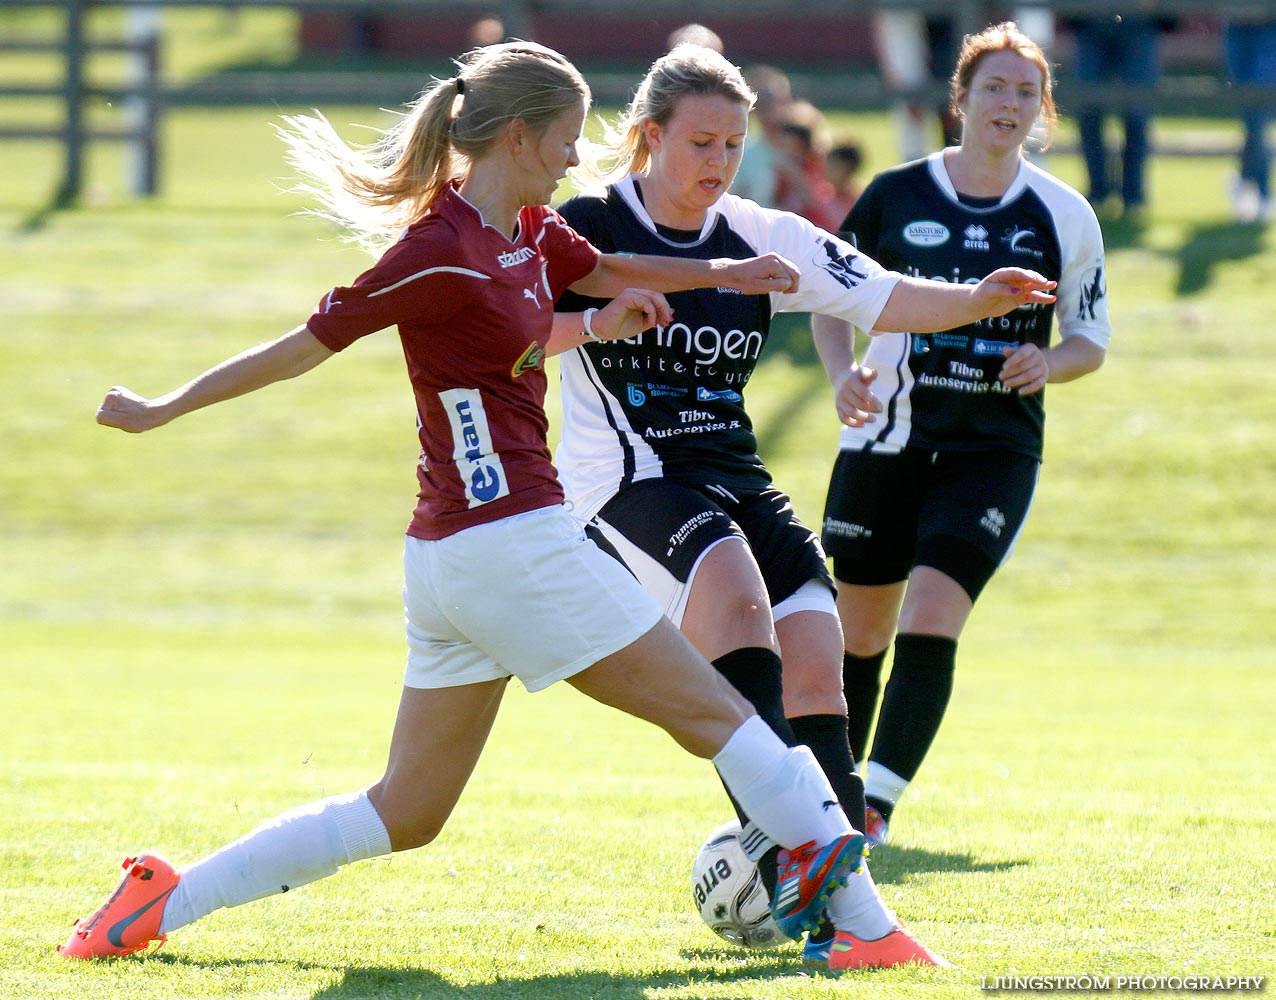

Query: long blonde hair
<box><xmin>598</xmin><ymin>43</ymin><xmax>754</xmax><ymax>184</ymax></box>
<box><xmin>279</xmin><ymin>41</ymin><xmax>590</xmax><ymax>254</ymax></box>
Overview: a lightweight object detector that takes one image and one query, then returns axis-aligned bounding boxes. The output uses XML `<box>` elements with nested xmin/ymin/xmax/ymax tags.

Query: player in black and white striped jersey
<box><xmin>554</xmin><ymin>41</ymin><xmax>1054</xmax><ymax>969</ymax></box>
<box><xmin>815</xmin><ymin>22</ymin><xmax>1111</xmax><ymax>849</ymax></box>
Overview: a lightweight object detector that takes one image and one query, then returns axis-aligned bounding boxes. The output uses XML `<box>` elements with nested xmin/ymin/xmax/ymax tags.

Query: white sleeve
<box><xmin>1051</xmin><ymin>191</ymin><xmax>1112</xmax><ymax>350</ymax></box>
<box><xmin>717</xmin><ymin>196</ymin><xmax>903</xmax><ymax>332</ymax></box>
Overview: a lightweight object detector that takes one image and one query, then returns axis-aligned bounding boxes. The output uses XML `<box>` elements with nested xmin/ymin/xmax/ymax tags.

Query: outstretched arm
<box><xmin>569</xmin><ymin>251</ymin><xmax>800</xmax><ymax>299</ymax></box>
<box><xmin>97</xmin><ymin>324</ymin><xmax>335</xmax><ymax>433</ymax></box>
<box><xmin>874</xmin><ymin>267</ymin><xmax>1057</xmax><ymax>333</ymax></box>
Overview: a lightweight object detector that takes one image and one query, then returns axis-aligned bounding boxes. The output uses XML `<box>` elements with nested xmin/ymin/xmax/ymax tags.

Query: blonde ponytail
<box><xmin>279</xmin><ymin>41</ymin><xmax>590</xmax><ymax>254</ymax></box>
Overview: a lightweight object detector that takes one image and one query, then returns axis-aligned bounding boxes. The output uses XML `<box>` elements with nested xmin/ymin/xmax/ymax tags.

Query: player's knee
<box><xmin>843</xmin><ymin>627</ymin><xmax>894</xmax><ymax>658</ymax></box>
<box><xmin>779</xmin><ymin>654</ymin><xmax>845</xmax><ymax>710</ymax></box>
<box><xmin>384</xmin><ymin>811</ymin><xmax>447</xmax><ymax>852</ymax></box>
<box><xmin>367</xmin><ymin>784</ymin><xmax>449</xmax><ymax>852</ymax></box>
<box><xmin>717</xmin><ymin>588</ymin><xmax>775</xmax><ymax>638</ymax></box>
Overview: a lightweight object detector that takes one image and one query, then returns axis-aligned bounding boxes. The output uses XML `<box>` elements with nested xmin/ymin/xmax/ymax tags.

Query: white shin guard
<box><xmin>714</xmin><ymin>715</ymin><xmax>852</xmax><ymax>850</ymax></box>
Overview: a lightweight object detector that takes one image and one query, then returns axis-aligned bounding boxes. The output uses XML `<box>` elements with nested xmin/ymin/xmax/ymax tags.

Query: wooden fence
<box><xmin>1</xmin><ymin>0</ymin><xmax>1273</xmax><ymax>203</ymax></box>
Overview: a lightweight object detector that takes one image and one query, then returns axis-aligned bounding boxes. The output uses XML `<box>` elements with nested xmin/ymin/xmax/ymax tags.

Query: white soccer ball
<box><xmin>690</xmin><ymin>819</ymin><xmax>785</xmax><ymax>949</ymax></box>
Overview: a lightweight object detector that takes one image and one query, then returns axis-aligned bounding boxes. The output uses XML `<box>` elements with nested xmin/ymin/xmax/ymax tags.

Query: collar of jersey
<box><xmin>614</xmin><ymin>173</ymin><xmax>719</xmax><ymax>248</ymax></box>
<box><xmin>927</xmin><ymin>151</ymin><xmax>1032</xmax><ymax>213</ymax></box>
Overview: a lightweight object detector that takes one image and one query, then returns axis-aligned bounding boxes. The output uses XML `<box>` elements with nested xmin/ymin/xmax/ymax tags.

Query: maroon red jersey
<box><xmin>307</xmin><ymin>185</ymin><xmax>600</xmax><ymax>539</ymax></box>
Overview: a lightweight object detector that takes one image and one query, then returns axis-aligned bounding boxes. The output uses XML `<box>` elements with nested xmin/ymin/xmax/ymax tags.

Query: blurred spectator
<box><xmin>468</xmin><ymin>17</ymin><xmax>505</xmax><ymax>47</ymax></box>
<box><xmin>821</xmin><ymin>139</ymin><xmax>864</xmax><ymax>227</ymax></box>
<box><xmin>872</xmin><ymin>2</ymin><xmax>961</xmax><ymax>162</ymax></box>
<box><xmin>773</xmin><ymin>101</ymin><xmax>840</xmax><ymax>229</ymax></box>
<box><xmin>1223</xmin><ymin>11</ymin><xmax>1276</xmax><ymax>223</ymax></box>
<box><xmin>733</xmin><ymin>64</ymin><xmax>793</xmax><ymax>206</ymax></box>
<box><xmin>1063</xmin><ymin>8</ymin><xmax>1170</xmax><ymax>217</ymax></box>
<box><xmin>667</xmin><ymin>22</ymin><xmax>724</xmax><ymax>53</ymax></box>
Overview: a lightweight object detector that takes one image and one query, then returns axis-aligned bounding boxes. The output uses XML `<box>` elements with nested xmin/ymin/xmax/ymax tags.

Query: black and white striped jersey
<box><xmin>555</xmin><ymin>174</ymin><xmax>901</xmax><ymax>518</ymax></box>
<box><xmin>837</xmin><ymin>152</ymin><xmax>1111</xmax><ymax>460</ymax></box>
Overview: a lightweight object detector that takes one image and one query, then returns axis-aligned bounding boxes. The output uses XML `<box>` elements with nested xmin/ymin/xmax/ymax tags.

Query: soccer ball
<box><xmin>690</xmin><ymin>819</ymin><xmax>785</xmax><ymax>949</ymax></box>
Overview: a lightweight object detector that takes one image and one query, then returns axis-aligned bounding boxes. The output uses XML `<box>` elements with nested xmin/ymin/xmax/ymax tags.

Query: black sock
<box><xmin>758</xmin><ymin>844</ymin><xmax>779</xmax><ymax>899</ymax></box>
<box><xmin>808</xmin><ymin>919</ymin><xmax>836</xmax><ymax>945</ymax></box>
<box><xmin>868</xmin><ymin>633</ymin><xmax>957</xmax><ymax>798</ymax></box>
<box><xmin>789</xmin><ymin>713</ymin><xmax>866</xmax><ymax>834</ymax></box>
<box><xmin>842</xmin><ymin>649</ymin><xmax>887</xmax><ymax>763</ymax></box>
<box><xmin>712</xmin><ymin>647</ymin><xmax>797</xmax><ymax>746</ymax></box>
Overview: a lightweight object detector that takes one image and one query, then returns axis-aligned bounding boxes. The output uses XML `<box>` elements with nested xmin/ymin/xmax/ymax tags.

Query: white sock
<box><xmin>159</xmin><ymin>789</ymin><xmax>391</xmax><ymax>934</ymax></box>
<box><xmin>713</xmin><ymin>715</ymin><xmax>852</xmax><ymax>849</ymax></box>
<box><xmin>826</xmin><ymin>860</ymin><xmax>896</xmax><ymax>941</ymax></box>
<box><xmin>864</xmin><ymin>762</ymin><xmax>909</xmax><ymax>809</ymax></box>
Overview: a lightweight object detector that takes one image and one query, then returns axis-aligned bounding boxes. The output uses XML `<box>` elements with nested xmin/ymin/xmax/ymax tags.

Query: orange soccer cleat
<box><xmin>59</xmin><ymin>854</ymin><xmax>180</xmax><ymax>959</ymax></box>
<box><xmin>827</xmin><ymin>921</ymin><xmax>951</xmax><ymax>970</ymax></box>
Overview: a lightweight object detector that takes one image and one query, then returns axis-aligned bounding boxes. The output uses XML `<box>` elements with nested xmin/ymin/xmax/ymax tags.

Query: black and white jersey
<box><xmin>840</xmin><ymin>152</ymin><xmax>1111</xmax><ymax>460</ymax></box>
<box><xmin>555</xmin><ymin>174</ymin><xmax>902</xmax><ymax>518</ymax></box>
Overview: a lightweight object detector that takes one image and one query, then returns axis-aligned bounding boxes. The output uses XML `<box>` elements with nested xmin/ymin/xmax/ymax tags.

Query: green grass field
<box><xmin>3</xmin><ymin>9</ymin><xmax>1275</xmax><ymax>999</ymax></box>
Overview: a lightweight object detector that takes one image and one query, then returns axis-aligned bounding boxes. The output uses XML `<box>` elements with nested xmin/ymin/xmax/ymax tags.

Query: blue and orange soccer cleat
<box><xmin>770</xmin><ymin>833</ymin><xmax>865</xmax><ymax>940</ymax></box>
<box><xmin>59</xmin><ymin>854</ymin><xmax>180</xmax><ymax>959</ymax></box>
<box><xmin>827</xmin><ymin>921</ymin><xmax>951</xmax><ymax>970</ymax></box>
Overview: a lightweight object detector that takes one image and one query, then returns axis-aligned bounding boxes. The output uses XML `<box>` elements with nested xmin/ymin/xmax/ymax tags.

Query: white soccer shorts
<box><xmin>402</xmin><ymin>504</ymin><xmax>663</xmax><ymax>691</ymax></box>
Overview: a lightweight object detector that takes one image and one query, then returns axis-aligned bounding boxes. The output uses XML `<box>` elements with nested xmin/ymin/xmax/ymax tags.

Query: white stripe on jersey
<box><xmin>839</xmin><ymin>332</ymin><xmax>915</xmax><ymax>454</ymax></box>
<box><xmin>556</xmin><ymin>347</ymin><xmax>663</xmax><ymax>519</ymax></box>
<box><xmin>368</xmin><ymin>265</ymin><xmax>490</xmax><ymax>298</ymax></box>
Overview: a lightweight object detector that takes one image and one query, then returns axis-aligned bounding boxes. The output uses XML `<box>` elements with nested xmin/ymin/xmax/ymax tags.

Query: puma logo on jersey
<box><xmin>523</xmin><ymin>286</ymin><xmax>542</xmax><ymax>306</ymax></box>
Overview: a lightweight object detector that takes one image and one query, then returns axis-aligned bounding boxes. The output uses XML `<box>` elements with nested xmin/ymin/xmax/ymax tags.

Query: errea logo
<box><xmin>980</xmin><ymin>507</ymin><xmax>1006</xmax><ymax>538</ymax></box>
<box><xmin>903</xmin><ymin>221</ymin><xmax>950</xmax><ymax>247</ymax></box>
<box><xmin>497</xmin><ymin>247</ymin><xmax>537</xmax><ymax>268</ymax></box>
<box><xmin>963</xmin><ymin>224</ymin><xmax>990</xmax><ymax>251</ymax></box>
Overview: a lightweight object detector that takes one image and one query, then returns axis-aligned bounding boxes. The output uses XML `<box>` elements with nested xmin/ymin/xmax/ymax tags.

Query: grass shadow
<box><xmin>137</xmin><ymin>948</ymin><xmax>821</xmax><ymax>999</ymax></box>
<box><xmin>311</xmin><ymin>956</ymin><xmax>812</xmax><ymax>1000</ymax></box>
<box><xmin>1173</xmin><ymin>219</ymin><xmax>1269</xmax><ymax>296</ymax></box>
<box><xmin>865</xmin><ymin>843</ymin><xmax>1031</xmax><ymax>882</ymax></box>
<box><xmin>1095</xmin><ymin>210</ymin><xmax>1150</xmax><ymax>251</ymax></box>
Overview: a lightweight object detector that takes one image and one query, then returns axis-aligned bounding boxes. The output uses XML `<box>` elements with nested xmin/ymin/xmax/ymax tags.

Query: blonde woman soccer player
<box><xmin>816</xmin><ymin>23</ymin><xmax>1110</xmax><ymax>847</ymax></box>
<box><xmin>64</xmin><ymin>41</ymin><xmax>892</xmax><ymax>965</ymax></box>
<box><xmin>552</xmin><ymin>42</ymin><xmax>1055</xmax><ymax>968</ymax></box>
